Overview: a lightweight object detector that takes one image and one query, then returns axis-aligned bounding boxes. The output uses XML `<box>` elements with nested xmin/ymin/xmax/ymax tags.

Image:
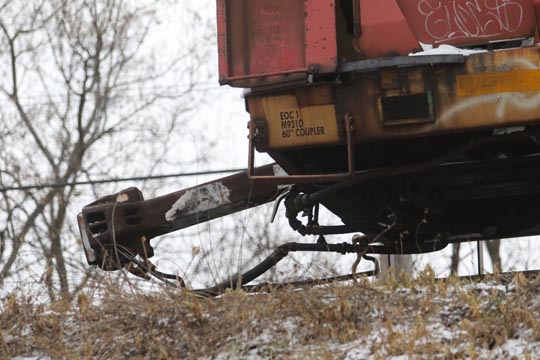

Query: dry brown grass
<box><xmin>2</xmin><ymin>270</ymin><xmax>540</xmax><ymax>359</ymax></box>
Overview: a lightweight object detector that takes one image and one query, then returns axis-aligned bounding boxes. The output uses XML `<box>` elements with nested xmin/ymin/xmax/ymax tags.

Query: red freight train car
<box><xmin>78</xmin><ymin>0</ymin><xmax>540</xmax><ymax>292</ymax></box>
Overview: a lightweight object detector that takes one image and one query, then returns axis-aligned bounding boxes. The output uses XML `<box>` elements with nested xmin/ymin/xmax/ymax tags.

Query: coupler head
<box><xmin>77</xmin><ymin>187</ymin><xmax>154</xmax><ymax>271</ymax></box>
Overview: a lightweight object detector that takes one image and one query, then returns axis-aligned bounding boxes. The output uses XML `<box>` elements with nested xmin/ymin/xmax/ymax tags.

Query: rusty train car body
<box><xmin>78</xmin><ymin>0</ymin><xmax>540</xmax><ymax>287</ymax></box>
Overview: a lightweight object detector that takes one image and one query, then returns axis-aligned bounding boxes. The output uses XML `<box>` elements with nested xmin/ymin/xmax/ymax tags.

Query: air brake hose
<box><xmin>284</xmin><ymin>191</ymin><xmax>360</xmax><ymax>236</ymax></box>
<box><xmin>193</xmin><ymin>242</ymin><xmax>368</xmax><ymax>297</ymax></box>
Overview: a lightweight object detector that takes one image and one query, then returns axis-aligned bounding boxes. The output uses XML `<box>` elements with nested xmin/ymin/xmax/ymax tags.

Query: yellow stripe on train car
<box><xmin>457</xmin><ymin>69</ymin><xmax>540</xmax><ymax>97</ymax></box>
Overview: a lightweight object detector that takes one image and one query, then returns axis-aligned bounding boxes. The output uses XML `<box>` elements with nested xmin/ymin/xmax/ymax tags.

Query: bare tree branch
<box><xmin>0</xmin><ymin>0</ymin><xmax>214</xmax><ymax>299</ymax></box>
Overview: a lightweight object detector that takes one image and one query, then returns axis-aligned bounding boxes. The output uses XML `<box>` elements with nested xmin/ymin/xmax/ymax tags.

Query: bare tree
<box><xmin>0</xmin><ymin>0</ymin><xmax>212</xmax><ymax>299</ymax></box>
<box><xmin>450</xmin><ymin>239</ymin><xmax>501</xmax><ymax>275</ymax></box>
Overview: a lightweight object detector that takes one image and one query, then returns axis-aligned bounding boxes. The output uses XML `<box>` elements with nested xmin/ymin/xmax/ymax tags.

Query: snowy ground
<box><xmin>3</xmin><ymin>272</ymin><xmax>540</xmax><ymax>359</ymax></box>
<box><xmin>206</xmin><ymin>281</ymin><xmax>540</xmax><ymax>359</ymax></box>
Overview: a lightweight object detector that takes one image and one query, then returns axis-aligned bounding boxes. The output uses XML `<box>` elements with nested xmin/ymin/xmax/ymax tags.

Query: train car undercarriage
<box><xmin>78</xmin><ymin>0</ymin><xmax>540</xmax><ymax>294</ymax></box>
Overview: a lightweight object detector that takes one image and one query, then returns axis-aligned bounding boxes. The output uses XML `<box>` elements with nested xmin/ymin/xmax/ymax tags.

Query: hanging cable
<box><xmin>0</xmin><ymin>168</ymin><xmax>246</xmax><ymax>193</ymax></box>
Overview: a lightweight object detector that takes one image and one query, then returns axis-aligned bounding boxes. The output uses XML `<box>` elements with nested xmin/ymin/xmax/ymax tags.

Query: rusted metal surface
<box><xmin>217</xmin><ymin>0</ymin><xmax>336</xmax><ymax>88</ymax></box>
<box><xmin>338</xmin><ymin>54</ymin><xmax>465</xmax><ymax>72</ymax></box>
<box><xmin>78</xmin><ymin>165</ymin><xmax>281</xmax><ymax>269</ymax></box>
<box><xmin>247</xmin><ymin>45</ymin><xmax>540</xmax><ymax>150</ymax></box>
<box><xmin>397</xmin><ymin>0</ymin><xmax>537</xmax><ymax>47</ymax></box>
